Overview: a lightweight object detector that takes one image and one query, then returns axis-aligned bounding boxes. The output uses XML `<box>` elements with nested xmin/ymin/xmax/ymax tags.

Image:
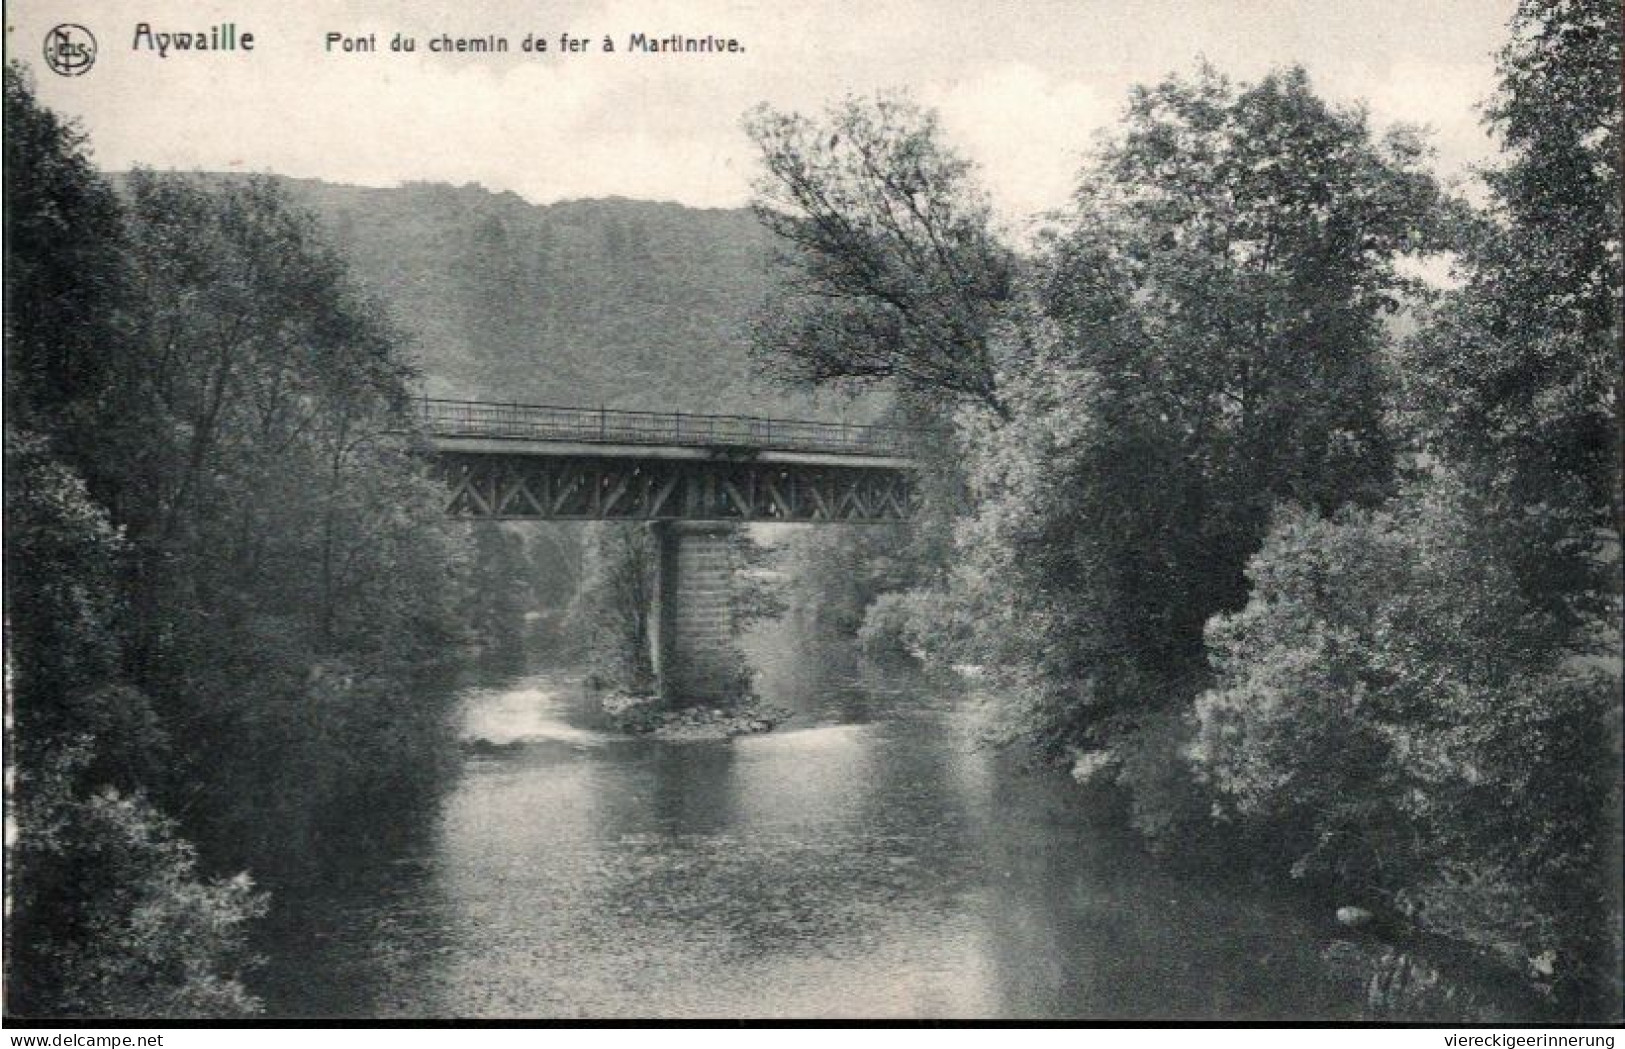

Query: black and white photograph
<box><xmin>2</xmin><ymin>0</ymin><xmax>1621</xmax><ymax>1026</ymax></box>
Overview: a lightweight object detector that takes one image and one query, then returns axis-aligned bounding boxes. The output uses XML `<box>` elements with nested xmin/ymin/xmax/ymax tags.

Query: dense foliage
<box><xmin>745</xmin><ymin>96</ymin><xmax>1017</xmax><ymax>416</ymax></box>
<box><xmin>1194</xmin><ymin>482</ymin><xmax>1620</xmax><ymax>1013</ymax></box>
<box><xmin>570</xmin><ymin>523</ymin><xmax>662</xmax><ymax>694</ymax></box>
<box><xmin>747</xmin><ymin>4</ymin><xmax>1621</xmax><ymax>1019</ymax></box>
<box><xmin>4</xmin><ymin>432</ymin><xmax>265</xmax><ymax>1017</ymax></box>
<box><xmin>744</xmin><ymin>97</ymin><xmax>1000</xmax><ymax>649</ymax></box>
<box><xmin>1193</xmin><ymin>0</ymin><xmax>1621</xmax><ymax>1015</ymax></box>
<box><xmin>4</xmin><ymin>65</ymin><xmax>479</xmax><ymax>1016</ymax></box>
<box><xmin>958</xmin><ymin>64</ymin><xmax>1443</xmax><ymax>757</ymax></box>
<box><xmin>1406</xmin><ymin>0</ymin><xmax>1621</xmax><ymax>627</ymax></box>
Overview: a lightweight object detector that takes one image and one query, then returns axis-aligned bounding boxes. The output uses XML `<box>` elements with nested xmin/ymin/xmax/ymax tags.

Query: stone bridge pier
<box><xmin>649</xmin><ymin>521</ymin><xmax>747</xmax><ymax>706</ymax></box>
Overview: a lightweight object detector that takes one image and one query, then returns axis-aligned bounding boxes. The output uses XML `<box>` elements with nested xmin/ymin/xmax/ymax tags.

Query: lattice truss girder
<box><xmin>436</xmin><ymin>454</ymin><xmax>916</xmax><ymax>522</ymax></box>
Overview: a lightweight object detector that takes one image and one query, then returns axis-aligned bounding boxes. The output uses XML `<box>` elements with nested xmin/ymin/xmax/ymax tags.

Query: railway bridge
<box><xmin>418</xmin><ymin>399</ymin><xmax>921</xmax><ymax>704</ymax></box>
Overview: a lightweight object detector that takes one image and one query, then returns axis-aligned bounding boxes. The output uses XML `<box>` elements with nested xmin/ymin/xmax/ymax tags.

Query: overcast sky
<box><xmin>13</xmin><ymin>0</ymin><xmax>1515</xmax><ymax>220</ymax></box>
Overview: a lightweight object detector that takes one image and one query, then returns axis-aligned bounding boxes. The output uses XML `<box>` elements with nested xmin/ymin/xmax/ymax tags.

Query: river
<box><xmin>256</xmin><ymin>616</ymin><xmax>1360</xmax><ymax>1020</ymax></box>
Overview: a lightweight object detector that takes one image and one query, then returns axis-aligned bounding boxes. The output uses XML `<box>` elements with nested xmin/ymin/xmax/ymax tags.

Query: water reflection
<box><xmin>257</xmin><ymin>622</ymin><xmax>1356</xmax><ymax>1019</ymax></box>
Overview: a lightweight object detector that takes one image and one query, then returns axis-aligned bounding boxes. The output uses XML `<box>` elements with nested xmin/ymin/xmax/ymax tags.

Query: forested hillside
<box><xmin>139</xmin><ymin>177</ymin><xmax>865</xmax><ymax>420</ymax></box>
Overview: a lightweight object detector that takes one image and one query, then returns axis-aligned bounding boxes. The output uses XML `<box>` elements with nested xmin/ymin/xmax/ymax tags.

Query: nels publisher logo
<box><xmin>44</xmin><ymin>24</ymin><xmax>97</xmax><ymax>76</ymax></box>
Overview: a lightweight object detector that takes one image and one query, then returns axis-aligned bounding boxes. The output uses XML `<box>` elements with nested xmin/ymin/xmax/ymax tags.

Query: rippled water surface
<box><xmin>258</xmin><ymin>619</ymin><xmax>1357</xmax><ymax>1020</ymax></box>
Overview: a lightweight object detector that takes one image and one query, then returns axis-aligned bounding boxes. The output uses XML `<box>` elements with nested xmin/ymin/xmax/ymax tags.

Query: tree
<box><xmin>2</xmin><ymin>431</ymin><xmax>162</xmax><ymax>789</ymax></box>
<box><xmin>570</xmin><ymin>523</ymin><xmax>660</xmax><ymax>694</ymax></box>
<box><xmin>1192</xmin><ymin>478</ymin><xmax>1620</xmax><ymax>1017</ymax></box>
<box><xmin>4</xmin><ymin>68</ymin><xmax>267</xmax><ymax>1018</ymax></box>
<box><xmin>1058</xmin><ymin>63</ymin><xmax>1442</xmax><ymax>518</ymax></box>
<box><xmin>457</xmin><ymin>212</ymin><xmax>553</xmax><ymax>396</ymax></box>
<box><xmin>94</xmin><ymin>173</ymin><xmax>475</xmax><ymax>863</ymax></box>
<box><xmin>1</xmin><ymin>63</ymin><xmax>129</xmax><ymax>456</ymax></box>
<box><xmin>465</xmin><ymin>523</ymin><xmax>540</xmax><ymax>654</ymax></box>
<box><xmin>957</xmin><ymin>65</ymin><xmax>1445</xmax><ymax>759</ymax></box>
<box><xmin>745</xmin><ymin>94</ymin><xmax>1017</xmax><ymax>416</ymax></box>
<box><xmin>1406</xmin><ymin>0</ymin><xmax>1621</xmax><ymax>632</ymax></box>
<box><xmin>1191</xmin><ymin>4</ymin><xmax>1622</xmax><ymax>1015</ymax></box>
<box><xmin>781</xmin><ymin>522</ymin><xmax>913</xmax><ymax>636</ymax></box>
<box><xmin>9</xmin><ymin>761</ymin><xmax>267</xmax><ymax>1019</ymax></box>
<box><xmin>745</xmin><ymin>97</ymin><xmax>1000</xmax><ymax>649</ymax></box>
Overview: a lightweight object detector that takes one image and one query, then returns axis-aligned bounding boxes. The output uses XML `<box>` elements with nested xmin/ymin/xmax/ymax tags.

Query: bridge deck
<box><xmin>418</xmin><ymin>399</ymin><xmax>921</xmax><ymax>522</ymax></box>
<box><xmin>417</xmin><ymin>398</ymin><xmax>916</xmax><ymax>459</ymax></box>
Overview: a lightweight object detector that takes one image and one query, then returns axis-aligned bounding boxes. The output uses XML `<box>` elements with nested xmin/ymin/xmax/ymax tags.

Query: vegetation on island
<box><xmin>568</xmin><ymin>522</ymin><xmax>786</xmax><ymax>736</ymax></box>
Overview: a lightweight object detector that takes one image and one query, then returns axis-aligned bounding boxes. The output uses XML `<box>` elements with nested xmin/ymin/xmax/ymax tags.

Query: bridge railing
<box><xmin>416</xmin><ymin>398</ymin><xmax>920</xmax><ymax>457</ymax></box>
